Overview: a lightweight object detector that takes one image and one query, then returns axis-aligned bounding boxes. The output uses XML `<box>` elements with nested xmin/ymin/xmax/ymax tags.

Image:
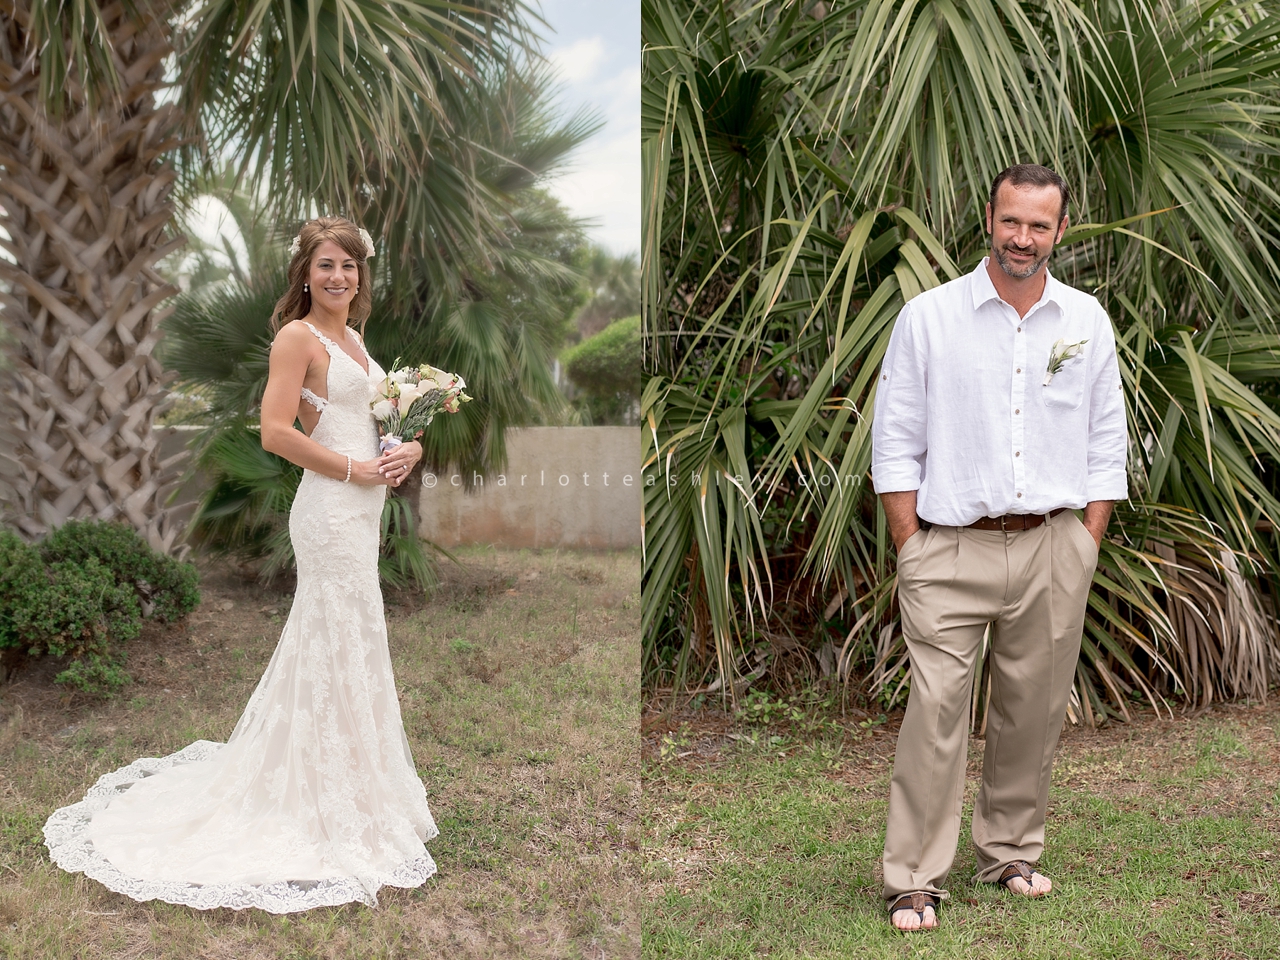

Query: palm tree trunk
<box><xmin>0</xmin><ymin>1</ymin><xmax>186</xmax><ymax>551</ymax></box>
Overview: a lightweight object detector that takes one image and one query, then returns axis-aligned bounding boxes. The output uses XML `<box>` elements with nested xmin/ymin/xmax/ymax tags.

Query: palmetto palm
<box><xmin>573</xmin><ymin>246</ymin><xmax>640</xmax><ymax>338</ymax></box>
<box><xmin>160</xmin><ymin>59</ymin><xmax>591</xmax><ymax>588</ymax></box>
<box><xmin>642</xmin><ymin>0</ymin><xmax>1280</xmax><ymax>719</ymax></box>
<box><xmin>0</xmin><ymin>0</ymin><xmax>531</xmax><ymax>549</ymax></box>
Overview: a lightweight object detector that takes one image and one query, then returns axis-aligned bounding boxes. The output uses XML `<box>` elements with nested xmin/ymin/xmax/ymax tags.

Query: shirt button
<box><xmin>882</xmin><ymin>375</ymin><xmax>887</xmax><ymax>381</ymax></box>
<box><xmin>1017</xmin><ymin>327</ymin><xmax>1022</xmax><ymax>332</ymax></box>
<box><xmin>1016</xmin><ymin>368</ymin><xmax>1021</xmax><ymax>373</ymax></box>
<box><xmin>1017</xmin><ymin>492</ymin><xmax>1023</xmax><ymax>498</ymax></box>
<box><xmin>1015</xmin><ymin>451</ymin><xmax>1021</xmax><ymax>457</ymax></box>
<box><xmin>1015</xmin><ymin>408</ymin><xmax>1020</xmax><ymax>414</ymax></box>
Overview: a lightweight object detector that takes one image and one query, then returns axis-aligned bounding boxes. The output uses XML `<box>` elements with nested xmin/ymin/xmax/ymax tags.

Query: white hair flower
<box><xmin>288</xmin><ymin>224</ymin><xmax>374</xmax><ymax>259</ymax></box>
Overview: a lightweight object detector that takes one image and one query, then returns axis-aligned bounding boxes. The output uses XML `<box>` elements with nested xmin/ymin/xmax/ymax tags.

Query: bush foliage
<box><xmin>0</xmin><ymin>521</ymin><xmax>200</xmax><ymax>694</ymax></box>
<box><xmin>562</xmin><ymin>315</ymin><xmax>640</xmax><ymax>425</ymax></box>
<box><xmin>42</xmin><ymin>519</ymin><xmax>200</xmax><ymax>622</ymax></box>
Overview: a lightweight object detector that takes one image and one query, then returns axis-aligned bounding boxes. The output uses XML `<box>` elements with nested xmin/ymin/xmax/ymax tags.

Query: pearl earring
<box><xmin>355</xmin><ymin>286</ymin><xmax>359</xmax><ymax>294</ymax></box>
<box><xmin>303</xmin><ymin>283</ymin><xmax>309</xmax><ymax>292</ymax></box>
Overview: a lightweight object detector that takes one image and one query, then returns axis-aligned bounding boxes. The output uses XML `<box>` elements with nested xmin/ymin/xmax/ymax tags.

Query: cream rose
<box><xmin>397</xmin><ymin>383</ymin><xmax>424</xmax><ymax>412</ymax></box>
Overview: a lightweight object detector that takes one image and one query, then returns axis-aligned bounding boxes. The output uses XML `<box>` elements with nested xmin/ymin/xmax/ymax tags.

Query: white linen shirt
<box><xmin>871</xmin><ymin>258</ymin><xmax>1128</xmax><ymax>526</ymax></box>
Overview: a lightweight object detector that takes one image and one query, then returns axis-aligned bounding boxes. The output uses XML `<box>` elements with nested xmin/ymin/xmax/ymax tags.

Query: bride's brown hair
<box><xmin>269</xmin><ymin>216</ymin><xmax>374</xmax><ymax>334</ymax></box>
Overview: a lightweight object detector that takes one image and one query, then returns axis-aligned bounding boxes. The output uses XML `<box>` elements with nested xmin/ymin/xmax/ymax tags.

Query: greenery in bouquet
<box><xmin>371</xmin><ymin>363</ymin><xmax>472</xmax><ymax>451</ymax></box>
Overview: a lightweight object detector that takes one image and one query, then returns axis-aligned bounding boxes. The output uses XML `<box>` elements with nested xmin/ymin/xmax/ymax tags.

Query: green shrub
<box><xmin>561</xmin><ymin>315</ymin><xmax>640</xmax><ymax>425</ymax></box>
<box><xmin>0</xmin><ymin>522</ymin><xmax>199</xmax><ymax>694</ymax></box>
<box><xmin>22</xmin><ymin>558</ymin><xmax>141</xmax><ymax>658</ymax></box>
<box><xmin>0</xmin><ymin>529</ymin><xmax>45</xmax><ymax>651</ymax></box>
<box><xmin>41</xmin><ymin>519</ymin><xmax>200</xmax><ymax>622</ymax></box>
<box><xmin>55</xmin><ymin>653</ymin><xmax>132</xmax><ymax>696</ymax></box>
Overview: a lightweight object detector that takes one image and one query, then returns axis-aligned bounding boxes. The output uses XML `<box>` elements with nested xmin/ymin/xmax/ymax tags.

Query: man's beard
<box><xmin>993</xmin><ymin>243</ymin><xmax>1051</xmax><ymax>279</ymax></box>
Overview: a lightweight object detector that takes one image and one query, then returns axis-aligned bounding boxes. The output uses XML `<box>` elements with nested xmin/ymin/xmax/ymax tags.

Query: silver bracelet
<box><xmin>343</xmin><ymin>455</ymin><xmax>352</xmax><ymax>483</ymax></box>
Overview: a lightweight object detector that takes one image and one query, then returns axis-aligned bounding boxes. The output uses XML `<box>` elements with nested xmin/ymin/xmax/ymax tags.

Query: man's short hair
<box><xmin>989</xmin><ymin>164</ymin><xmax>1070</xmax><ymax>224</ymax></box>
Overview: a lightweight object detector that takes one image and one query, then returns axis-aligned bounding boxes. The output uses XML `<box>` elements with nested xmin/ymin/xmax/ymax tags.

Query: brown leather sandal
<box><xmin>997</xmin><ymin>859</ymin><xmax>1047</xmax><ymax>895</ymax></box>
<box><xmin>888</xmin><ymin>891</ymin><xmax>939</xmax><ymax>930</ymax></box>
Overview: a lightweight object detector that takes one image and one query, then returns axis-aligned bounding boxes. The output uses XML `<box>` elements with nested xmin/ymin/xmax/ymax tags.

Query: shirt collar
<box><xmin>970</xmin><ymin>256</ymin><xmax>1065</xmax><ymax>314</ymax></box>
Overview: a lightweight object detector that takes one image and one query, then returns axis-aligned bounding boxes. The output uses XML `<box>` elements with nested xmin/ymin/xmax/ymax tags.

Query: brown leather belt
<box><xmin>966</xmin><ymin>508</ymin><xmax>1066</xmax><ymax>531</ymax></box>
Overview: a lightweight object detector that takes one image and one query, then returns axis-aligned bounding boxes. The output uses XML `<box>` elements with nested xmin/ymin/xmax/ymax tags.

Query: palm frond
<box><xmin>642</xmin><ymin>0</ymin><xmax>1280</xmax><ymax>719</ymax></box>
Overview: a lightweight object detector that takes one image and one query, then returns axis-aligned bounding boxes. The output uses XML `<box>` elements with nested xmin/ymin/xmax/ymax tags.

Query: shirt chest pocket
<box><xmin>1041</xmin><ymin>351</ymin><xmax>1087</xmax><ymax>410</ymax></box>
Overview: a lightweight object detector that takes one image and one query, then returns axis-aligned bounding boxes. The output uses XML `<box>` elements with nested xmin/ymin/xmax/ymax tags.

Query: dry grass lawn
<box><xmin>643</xmin><ymin>696</ymin><xmax>1280</xmax><ymax>959</ymax></box>
<box><xmin>0</xmin><ymin>547</ymin><xmax>639</xmax><ymax>959</ymax></box>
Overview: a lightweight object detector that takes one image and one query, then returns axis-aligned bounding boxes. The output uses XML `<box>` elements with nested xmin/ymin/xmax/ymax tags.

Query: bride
<box><xmin>43</xmin><ymin>216</ymin><xmax>439</xmax><ymax>913</ymax></box>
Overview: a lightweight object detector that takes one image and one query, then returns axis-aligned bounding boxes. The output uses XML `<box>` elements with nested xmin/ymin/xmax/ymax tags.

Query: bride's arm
<box><xmin>260</xmin><ymin>325</ymin><xmax>389</xmax><ymax>485</ymax></box>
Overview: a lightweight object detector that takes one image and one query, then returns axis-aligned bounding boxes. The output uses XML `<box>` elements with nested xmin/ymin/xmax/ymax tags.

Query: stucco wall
<box><xmin>418</xmin><ymin>427</ymin><xmax>640</xmax><ymax>549</ymax></box>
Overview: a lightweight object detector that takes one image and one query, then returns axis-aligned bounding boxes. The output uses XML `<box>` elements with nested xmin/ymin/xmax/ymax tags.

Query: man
<box><xmin>870</xmin><ymin>164</ymin><xmax>1128</xmax><ymax>931</ymax></box>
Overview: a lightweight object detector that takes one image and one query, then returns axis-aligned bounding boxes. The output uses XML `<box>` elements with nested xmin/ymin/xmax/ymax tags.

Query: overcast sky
<box><xmin>537</xmin><ymin>0</ymin><xmax>639</xmax><ymax>257</ymax></box>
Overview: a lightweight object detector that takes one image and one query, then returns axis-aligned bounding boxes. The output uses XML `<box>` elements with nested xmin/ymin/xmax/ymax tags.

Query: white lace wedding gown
<box><xmin>43</xmin><ymin>322</ymin><xmax>438</xmax><ymax>913</ymax></box>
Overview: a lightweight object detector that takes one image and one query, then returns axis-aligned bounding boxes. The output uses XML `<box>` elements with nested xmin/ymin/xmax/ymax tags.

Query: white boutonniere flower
<box><xmin>1044</xmin><ymin>338</ymin><xmax>1089</xmax><ymax>385</ymax></box>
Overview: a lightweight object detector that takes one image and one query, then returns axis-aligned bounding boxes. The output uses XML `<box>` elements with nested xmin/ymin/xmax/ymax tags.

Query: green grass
<box><xmin>643</xmin><ymin>700</ymin><xmax>1280</xmax><ymax>959</ymax></box>
<box><xmin>0</xmin><ymin>547</ymin><xmax>639</xmax><ymax>959</ymax></box>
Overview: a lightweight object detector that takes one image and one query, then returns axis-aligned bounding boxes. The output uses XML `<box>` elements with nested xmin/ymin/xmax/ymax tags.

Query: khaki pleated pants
<box><xmin>882</xmin><ymin>510</ymin><xmax>1098</xmax><ymax>904</ymax></box>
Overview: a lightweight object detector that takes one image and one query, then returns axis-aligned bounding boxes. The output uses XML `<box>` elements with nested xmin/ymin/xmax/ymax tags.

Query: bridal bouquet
<box><xmin>371</xmin><ymin>362</ymin><xmax>472</xmax><ymax>453</ymax></box>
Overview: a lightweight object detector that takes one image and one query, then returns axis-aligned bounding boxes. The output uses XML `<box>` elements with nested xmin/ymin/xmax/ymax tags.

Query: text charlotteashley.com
<box><xmin>418</xmin><ymin>468</ymin><xmax>861</xmax><ymax>490</ymax></box>
<box><xmin>421</xmin><ymin>470</ymin><xmax>637</xmax><ymax>489</ymax></box>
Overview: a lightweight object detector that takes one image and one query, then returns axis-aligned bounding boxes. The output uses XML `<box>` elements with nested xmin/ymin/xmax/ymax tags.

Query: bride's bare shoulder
<box><xmin>271</xmin><ymin>320</ymin><xmax>319</xmax><ymax>351</ymax></box>
<box><xmin>268</xmin><ymin>323</ymin><xmax>326</xmax><ymax>378</ymax></box>
<box><xmin>274</xmin><ymin>319</ymin><xmax>314</xmax><ymax>339</ymax></box>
